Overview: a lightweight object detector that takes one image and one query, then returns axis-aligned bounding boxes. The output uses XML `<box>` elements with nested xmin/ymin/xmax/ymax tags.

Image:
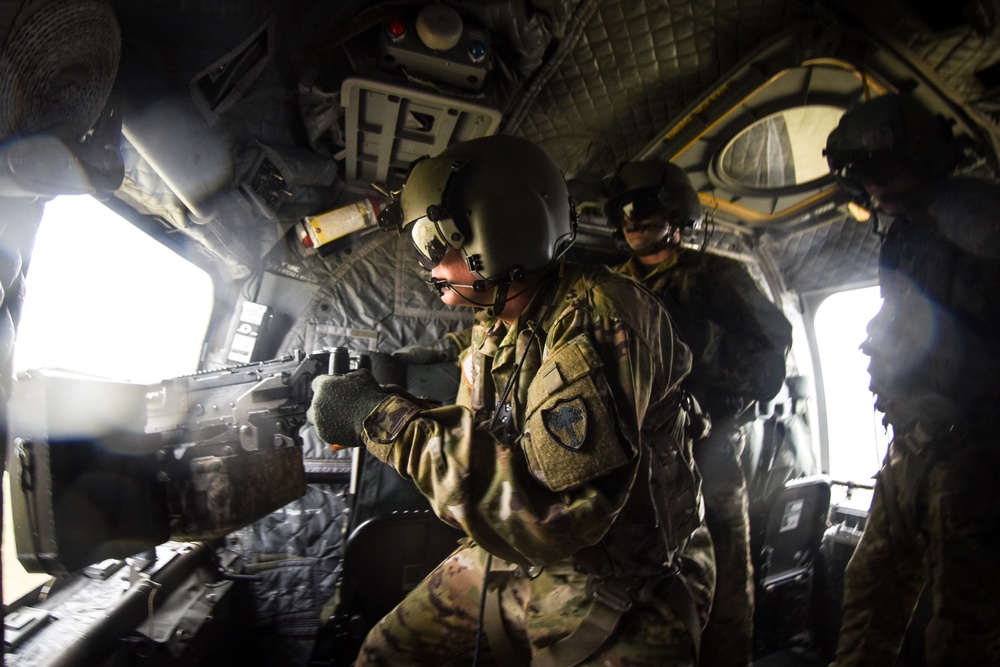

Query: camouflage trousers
<box><xmin>693</xmin><ymin>425</ymin><xmax>754</xmax><ymax>667</ymax></box>
<box><xmin>356</xmin><ymin>530</ymin><xmax>715</xmax><ymax>667</ymax></box>
<box><xmin>833</xmin><ymin>429</ymin><xmax>1000</xmax><ymax>667</ymax></box>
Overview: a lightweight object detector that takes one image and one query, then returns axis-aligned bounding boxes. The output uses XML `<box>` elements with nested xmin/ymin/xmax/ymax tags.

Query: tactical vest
<box><xmin>461</xmin><ymin>266</ymin><xmax>703</xmax><ymax>568</ymax></box>
<box><xmin>618</xmin><ymin>250</ymin><xmax>791</xmax><ymax>421</ymax></box>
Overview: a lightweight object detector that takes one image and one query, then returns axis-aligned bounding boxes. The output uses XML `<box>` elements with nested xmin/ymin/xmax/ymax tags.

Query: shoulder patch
<box><xmin>542</xmin><ymin>396</ymin><xmax>588</xmax><ymax>451</ymax></box>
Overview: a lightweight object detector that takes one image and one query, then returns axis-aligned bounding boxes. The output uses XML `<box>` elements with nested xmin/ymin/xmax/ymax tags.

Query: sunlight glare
<box><xmin>13</xmin><ymin>195</ymin><xmax>213</xmax><ymax>382</ymax></box>
<box><xmin>815</xmin><ymin>286</ymin><xmax>891</xmax><ymax>484</ymax></box>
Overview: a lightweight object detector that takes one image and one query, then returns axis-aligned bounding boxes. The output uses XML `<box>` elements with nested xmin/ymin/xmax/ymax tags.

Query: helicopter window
<box><xmin>13</xmin><ymin>195</ymin><xmax>213</xmax><ymax>382</ymax></box>
<box><xmin>4</xmin><ymin>195</ymin><xmax>214</xmax><ymax>604</ymax></box>
<box><xmin>814</xmin><ymin>285</ymin><xmax>891</xmax><ymax>489</ymax></box>
<box><xmin>717</xmin><ymin>105</ymin><xmax>844</xmax><ymax>190</ymax></box>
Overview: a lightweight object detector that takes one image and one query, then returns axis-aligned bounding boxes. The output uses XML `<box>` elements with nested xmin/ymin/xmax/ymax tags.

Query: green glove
<box><xmin>392</xmin><ymin>336</ymin><xmax>461</xmax><ymax>364</ymax></box>
<box><xmin>307</xmin><ymin>369</ymin><xmax>387</xmax><ymax>448</ymax></box>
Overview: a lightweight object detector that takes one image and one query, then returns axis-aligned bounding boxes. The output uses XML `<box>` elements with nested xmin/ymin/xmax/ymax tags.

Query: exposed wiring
<box><xmin>241</xmin><ymin>268</ymin><xmax>264</xmax><ymax>302</ymax></box>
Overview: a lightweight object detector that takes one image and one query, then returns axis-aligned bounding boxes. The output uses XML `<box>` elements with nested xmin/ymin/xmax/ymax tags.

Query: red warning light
<box><xmin>386</xmin><ymin>20</ymin><xmax>406</xmax><ymax>40</ymax></box>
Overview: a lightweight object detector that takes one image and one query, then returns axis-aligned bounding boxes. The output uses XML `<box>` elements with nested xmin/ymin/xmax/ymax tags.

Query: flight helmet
<box><xmin>824</xmin><ymin>94</ymin><xmax>956</xmax><ymax>202</ymax></box>
<box><xmin>393</xmin><ymin>135</ymin><xmax>577</xmax><ymax>285</ymax></box>
<box><xmin>604</xmin><ymin>159</ymin><xmax>702</xmax><ymax>241</ymax></box>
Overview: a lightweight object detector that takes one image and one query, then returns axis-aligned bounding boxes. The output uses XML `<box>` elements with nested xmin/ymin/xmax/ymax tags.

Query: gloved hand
<box><xmin>392</xmin><ymin>336</ymin><xmax>460</xmax><ymax>365</ymax></box>
<box><xmin>307</xmin><ymin>369</ymin><xmax>387</xmax><ymax>448</ymax></box>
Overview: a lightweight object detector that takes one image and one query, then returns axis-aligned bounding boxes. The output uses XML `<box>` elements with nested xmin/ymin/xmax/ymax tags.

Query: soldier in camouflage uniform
<box><xmin>825</xmin><ymin>93</ymin><xmax>1000</xmax><ymax>666</ymax></box>
<box><xmin>606</xmin><ymin>160</ymin><xmax>792</xmax><ymax>667</ymax></box>
<box><xmin>308</xmin><ymin>135</ymin><xmax>715</xmax><ymax>666</ymax></box>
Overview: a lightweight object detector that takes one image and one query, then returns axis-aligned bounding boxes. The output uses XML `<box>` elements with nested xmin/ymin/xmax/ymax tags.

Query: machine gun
<box><xmin>7</xmin><ymin>348</ymin><xmax>366</xmax><ymax>575</ymax></box>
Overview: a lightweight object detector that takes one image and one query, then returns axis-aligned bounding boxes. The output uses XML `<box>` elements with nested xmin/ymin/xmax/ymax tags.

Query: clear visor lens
<box><xmin>409</xmin><ymin>217</ymin><xmax>450</xmax><ymax>269</ymax></box>
<box><xmin>621</xmin><ymin>189</ymin><xmax>662</xmax><ymax>222</ymax></box>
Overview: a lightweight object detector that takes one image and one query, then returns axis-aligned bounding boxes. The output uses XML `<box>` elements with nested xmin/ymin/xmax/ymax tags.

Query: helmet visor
<box><xmin>621</xmin><ymin>188</ymin><xmax>663</xmax><ymax>223</ymax></box>
<box><xmin>409</xmin><ymin>217</ymin><xmax>450</xmax><ymax>269</ymax></box>
<box><xmin>408</xmin><ymin>215</ymin><xmax>464</xmax><ymax>269</ymax></box>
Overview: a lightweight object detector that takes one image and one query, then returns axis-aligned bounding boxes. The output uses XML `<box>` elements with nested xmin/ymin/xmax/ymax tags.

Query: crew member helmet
<box><xmin>824</xmin><ymin>94</ymin><xmax>956</xmax><ymax>200</ymax></box>
<box><xmin>604</xmin><ymin>159</ymin><xmax>703</xmax><ymax>235</ymax></box>
<box><xmin>393</xmin><ymin>135</ymin><xmax>577</xmax><ymax>284</ymax></box>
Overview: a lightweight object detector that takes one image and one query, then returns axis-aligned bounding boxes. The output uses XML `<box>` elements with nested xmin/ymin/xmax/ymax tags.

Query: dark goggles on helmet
<box><xmin>620</xmin><ymin>187</ymin><xmax>664</xmax><ymax>223</ymax></box>
<box><xmin>826</xmin><ymin>140</ymin><xmax>919</xmax><ymax>184</ymax></box>
<box><xmin>408</xmin><ymin>212</ymin><xmax>465</xmax><ymax>270</ymax></box>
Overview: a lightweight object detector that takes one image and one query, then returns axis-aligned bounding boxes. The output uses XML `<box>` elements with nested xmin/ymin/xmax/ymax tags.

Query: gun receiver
<box><xmin>146</xmin><ymin>349</ymin><xmax>331</xmax><ymax>450</ymax></box>
<box><xmin>7</xmin><ymin>348</ymin><xmax>366</xmax><ymax>575</ymax></box>
<box><xmin>145</xmin><ymin>349</ymin><xmax>336</xmax><ymax>542</ymax></box>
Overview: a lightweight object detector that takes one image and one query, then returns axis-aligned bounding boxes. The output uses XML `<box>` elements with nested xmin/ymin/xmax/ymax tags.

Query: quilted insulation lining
<box><xmin>510</xmin><ymin>0</ymin><xmax>812</xmax><ymax>180</ymax></box>
<box><xmin>278</xmin><ymin>232</ymin><xmax>474</xmax><ymax>356</ymax></box>
<box><xmin>833</xmin><ymin>0</ymin><xmax>1000</xmax><ymax>125</ymax></box>
<box><xmin>763</xmin><ymin>215</ymin><xmax>882</xmax><ymax>295</ymax></box>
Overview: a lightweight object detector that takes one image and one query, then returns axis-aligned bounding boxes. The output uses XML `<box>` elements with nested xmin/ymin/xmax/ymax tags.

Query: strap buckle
<box><xmin>591</xmin><ymin>582</ymin><xmax>633</xmax><ymax>614</ymax></box>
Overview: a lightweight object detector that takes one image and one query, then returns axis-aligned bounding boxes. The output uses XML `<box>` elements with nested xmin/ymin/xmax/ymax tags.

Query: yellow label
<box><xmin>304</xmin><ymin>200</ymin><xmax>375</xmax><ymax>246</ymax></box>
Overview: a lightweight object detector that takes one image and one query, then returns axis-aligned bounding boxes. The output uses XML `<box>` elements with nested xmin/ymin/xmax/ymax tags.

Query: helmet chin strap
<box><xmin>632</xmin><ymin>237</ymin><xmax>678</xmax><ymax>257</ymax></box>
<box><xmin>488</xmin><ymin>282</ymin><xmax>510</xmax><ymax>317</ymax></box>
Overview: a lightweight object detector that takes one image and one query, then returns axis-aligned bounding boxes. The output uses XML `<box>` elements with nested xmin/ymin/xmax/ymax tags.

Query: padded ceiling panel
<box><xmin>100</xmin><ymin>0</ymin><xmax>1000</xmax><ymax>297</ymax></box>
<box><xmin>762</xmin><ymin>215</ymin><xmax>882</xmax><ymax>295</ymax></box>
<box><xmin>513</xmin><ymin>0</ymin><xmax>811</xmax><ymax>181</ymax></box>
<box><xmin>834</xmin><ymin>0</ymin><xmax>1000</xmax><ymax>124</ymax></box>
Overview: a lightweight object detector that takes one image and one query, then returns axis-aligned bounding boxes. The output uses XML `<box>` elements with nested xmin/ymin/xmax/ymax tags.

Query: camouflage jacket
<box><xmin>863</xmin><ymin>176</ymin><xmax>1000</xmax><ymax>432</ymax></box>
<box><xmin>617</xmin><ymin>249</ymin><xmax>791</xmax><ymax>423</ymax></box>
<box><xmin>361</xmin><ymin>263</ymin><xmax>702</xmax><ymax>578</ymax></box>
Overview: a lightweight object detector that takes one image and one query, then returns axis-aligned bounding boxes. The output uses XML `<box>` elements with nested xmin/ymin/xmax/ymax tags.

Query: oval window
<box><xmin>717</xmin><ymin>105</ymin><xmax>845</xmax><ymax>190</ymax></box>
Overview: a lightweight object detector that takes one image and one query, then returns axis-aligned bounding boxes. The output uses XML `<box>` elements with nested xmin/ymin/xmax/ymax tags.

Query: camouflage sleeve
<box><xmin>359</xmin><ymin>286</ymin><xmax>678</xmax><ymax>567</ymax></box>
